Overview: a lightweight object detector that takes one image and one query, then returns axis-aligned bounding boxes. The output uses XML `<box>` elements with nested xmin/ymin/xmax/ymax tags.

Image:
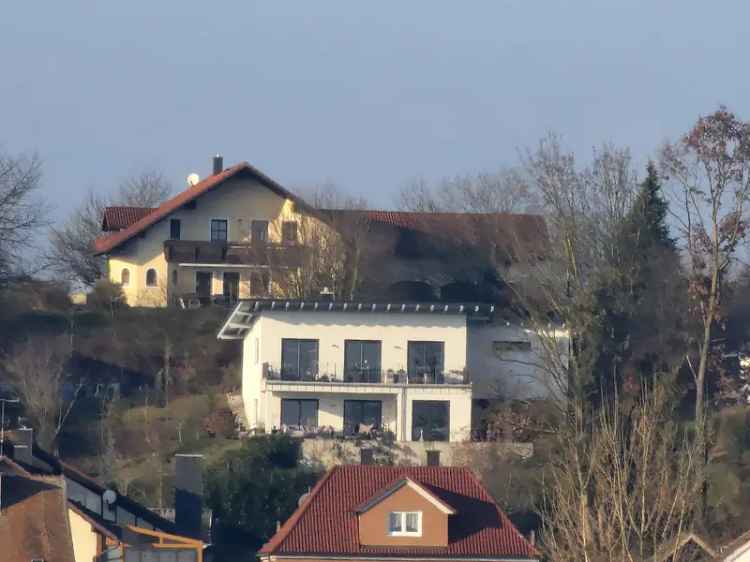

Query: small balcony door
<box><xmin>223</xmin><ymin>272</ymin><xmax>240</xmax><ymax>303</ymax></box>
<box><xmin>195</xmin><ymin>271</ymin><xmax>212</xmax><ymax>305</ymax></box>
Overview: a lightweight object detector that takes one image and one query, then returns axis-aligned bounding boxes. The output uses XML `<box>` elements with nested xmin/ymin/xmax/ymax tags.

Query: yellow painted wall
<box><xmin>106</xmin><ymin>175</ymin><xmax>321</xmax><ymax>307</ymax></box>
<box><xmin>69</xmin><ymin>507</ymin><xmax>101</xmax><ymax>562</ymax></box>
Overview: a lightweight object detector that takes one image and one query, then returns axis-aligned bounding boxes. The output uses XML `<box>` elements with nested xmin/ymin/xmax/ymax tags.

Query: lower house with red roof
<box><xmin>259</xmin><ymin>465</ymin><xmax>539</xmax><ymax>562</ymax></box>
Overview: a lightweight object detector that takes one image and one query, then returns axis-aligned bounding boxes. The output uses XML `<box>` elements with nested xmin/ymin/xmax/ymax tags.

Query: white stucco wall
<box><xmin>255</xmin><ymin>310</ymin><xmax>468</xmax><ymax>376</ymax></box>
<box><xmin>467</xmin><ymin>320</ymin><xmax>569</xmax><ymax>400</ymax></box>
<box><xmin>239</xmin><ymin>310</ymin><xmax>472</xmax><ymax>441</ymax></box>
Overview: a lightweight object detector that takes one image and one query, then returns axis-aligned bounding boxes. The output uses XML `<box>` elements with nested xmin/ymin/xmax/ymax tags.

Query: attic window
<box><xmin>388</xmin><ymin>511</ymin><xmax>421</xmax><ymax>536</ymax></box>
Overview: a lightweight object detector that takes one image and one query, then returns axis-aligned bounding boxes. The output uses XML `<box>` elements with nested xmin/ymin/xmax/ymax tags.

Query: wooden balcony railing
<box><xmin>164</xmin><ymin>240</ymin><xmax>304</xmax><ymax>267</ymax></box>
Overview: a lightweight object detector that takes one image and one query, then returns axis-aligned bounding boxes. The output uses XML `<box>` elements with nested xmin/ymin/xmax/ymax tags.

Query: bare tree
<box><xmin>396</xmin><ymin>168</ymin><xmax>540</xmax><ymax>214</ymax></box>
<box><xmin>4</xmin><ymin>335</ymin><xmax>79</xmax><ymax>451</ymax></box>
<box><xmin>48</xmin><ymin>169</ymin><xmax>172</xmax><ymax>287</ymax></box>
<box><xmin>512</xmin><ymin>135</ymin><xmax>641</xmax><ymax>408</ymax></box>
<box><xmin>116</xmin><ymin>169</ymin><xmax>172</xmax><ymax>208</ymax></box>
<box><xmin>660</xmin><ymin>106</ymin><xmax>750</xmax><ymax>425</ymax></box>
<box><xmin>272</xmin><ymin>183</ymin><xmax>374</xmax><ymax>300</ymax></box>
<box><xmin>0</xmin><ymin>150</ymin><xmax>48</xmax><ymax>282</ymax></box>
<box><xmin>542</xmin><ymin>385</ymin><xmax>703</xmax><ymax>562</ymax></box>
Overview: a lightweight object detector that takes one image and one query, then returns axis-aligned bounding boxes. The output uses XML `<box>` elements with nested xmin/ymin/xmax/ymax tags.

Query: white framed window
<box><xmin>388</xmin><ymin>511</ymin><xmax>421</xmax><ymax>536</ymax></box>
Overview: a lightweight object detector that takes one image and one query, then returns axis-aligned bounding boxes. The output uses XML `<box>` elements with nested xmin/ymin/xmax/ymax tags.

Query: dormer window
<box><xmin>388</xmin><ymin>511</ymin><xmax>421</xmax><ymax>536</ymax></box>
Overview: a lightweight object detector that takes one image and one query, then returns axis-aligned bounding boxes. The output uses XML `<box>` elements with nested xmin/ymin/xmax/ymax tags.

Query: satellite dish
<box><xmin>298</xmin><ymin>492</ymin><xmax>310</xmax><ymax>506</ymax></box>
<box><xmin>186</xmin><ymin>173</ymin><xmax>201</xmax><ymax>187</ymax></box>
<box><xmin>103</xmin><ymin>489</ymin><xmax>117</xmax><ymax>505</ymax></box>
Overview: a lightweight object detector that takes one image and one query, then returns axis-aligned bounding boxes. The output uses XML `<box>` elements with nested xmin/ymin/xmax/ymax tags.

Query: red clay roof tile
<box><xmin>94</xmin><ymin>162</ymin><xmax>314</xmax><ymax>255</ymax></box>
<box><xmin>102</xmin><ymin>206</ymin><xmax>155</xmax><ymax>231</ymax></box>
<box><xmin>259</xmin><ymin>465</ymin><xmax>538</xmax><ymax>560</ymax></box>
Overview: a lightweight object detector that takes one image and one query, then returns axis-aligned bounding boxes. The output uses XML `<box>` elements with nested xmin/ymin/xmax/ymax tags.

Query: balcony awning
<box><xmin>216</xmin><ymin>299</ymin><xmax>495</xmax><ymax>340</ymax></box>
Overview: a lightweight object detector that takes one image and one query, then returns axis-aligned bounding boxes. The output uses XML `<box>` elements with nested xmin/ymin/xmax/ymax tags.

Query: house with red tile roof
<box><xmin>93</xmin><ymin>156</ymin><xmax>323</xmax><ymax>307</ymax></box>
<box><xmin>92</xmin><ymin>155</ymin><xmax>547</xmax><ymax>308</ymax></box>
<box><xmin>259</xmin><ymin>465</ymin><xmax>538</xmax><ymax>562</ymax></box>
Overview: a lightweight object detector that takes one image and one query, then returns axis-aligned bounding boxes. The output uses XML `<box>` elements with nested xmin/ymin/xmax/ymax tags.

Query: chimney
<box><xmin>360</xmin><ymin>448</ymin><xmax>374</xmax><ymax>465</ymax></box>
<box><xmin>12</xmin><ymin>428</ymin><xmax>33</xmax><ymax>466</ymax></box>
<box><xmin>212</xmin><ymin>154</ymin><xmax>223</xmax><ymax>175</ymax></box>
<box><xmin>174</xmin><ymin>454</ymin><xmax>204</xmax><ymax>539</ymax></box>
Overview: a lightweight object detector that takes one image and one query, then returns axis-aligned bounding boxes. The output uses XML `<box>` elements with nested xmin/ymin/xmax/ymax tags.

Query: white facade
<box><xmin>220</xmin><ymin>301</ymin><xmax>566</xmax><ymax>445</ymax></box>
<box><xmin>468</xmin><ymin>322</ymin><xmax>569</xmax><ymax>400</ymax></box>
<box><xmin>238</xmin><ymin>309</ymin><xmax>472</xmax><ymax>442</ymax></box>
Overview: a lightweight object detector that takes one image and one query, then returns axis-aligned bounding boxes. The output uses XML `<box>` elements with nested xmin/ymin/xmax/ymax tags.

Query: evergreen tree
<box><xmin>588</xmin><ymin>163</ymin><xmax>684</xmax><ymax>402</ymax></box>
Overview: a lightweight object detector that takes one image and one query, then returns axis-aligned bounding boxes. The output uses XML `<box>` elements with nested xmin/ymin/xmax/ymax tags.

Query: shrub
<box><xmin>87</xmin><ymin>280</ymin><xmax>127</xmax><ymax>310</ymax></box>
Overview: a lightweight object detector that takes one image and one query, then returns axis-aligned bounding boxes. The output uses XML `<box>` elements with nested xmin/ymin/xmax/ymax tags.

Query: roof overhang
<box><xmin>216</xmin><ymin>300</ymin><xmax>495</xmax><ymax>340</ymax></box>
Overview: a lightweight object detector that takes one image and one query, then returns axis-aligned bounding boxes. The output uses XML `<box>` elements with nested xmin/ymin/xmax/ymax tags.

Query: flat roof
<box><xmin>217</xmin><ymin>299</ymin><xmax>495</xmax><ymax>340</ymax></box>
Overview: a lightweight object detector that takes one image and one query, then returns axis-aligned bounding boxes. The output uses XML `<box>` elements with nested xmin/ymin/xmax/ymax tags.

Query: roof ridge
<box><xmin>94</xmin><ymin>161</ymin><xmax>315</xmax><ymax>255</ymax></box>
<box><xmin>259</xmin><ymin>465</ymin><xmax>339</xmax><ymax>555</ymax></box>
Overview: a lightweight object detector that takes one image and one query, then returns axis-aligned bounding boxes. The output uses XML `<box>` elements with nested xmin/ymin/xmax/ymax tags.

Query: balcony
<box><xmin>263</xmin><ymin>364</ymin><xmax>469</xmax><ymax>386</ymax></box>
<box><xmin>164</xmin><ymin>240</ymin><xmax>304</xmax><ymax>267</ymax></box>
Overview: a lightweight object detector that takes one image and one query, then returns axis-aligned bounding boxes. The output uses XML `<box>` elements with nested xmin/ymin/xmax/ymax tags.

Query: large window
<box><xmin>412</xmin><ymin>400</ymin><xmax>450</xmax><ymax>441</ymax></box>
<box><xmin>281</xmin><ymin>339</ymin><xmax>319</xmax><ymax>380</ymax></box>
<box><xmin>344</xmin><ymin>400</ymin><xmax>382</xmax><ymax>435</ymax></box>
<box><xmin>281</xmin><ymin>399</ymin><xmax>318</xmax><ymax>429</ymax></box>
<box><xmin>210</xmin><ymin>219</ymin><xmax>228</xmax><ymax>242</ymax></box>
<box><xmin>407</xmin><ymin>342</ymin><xmax>445</xmax><ymax>382</ymax></box>
<box><xmin>251</xmin><ymin>220</ymin><xmax>268</xmax><ymax>244</ymax></box>
<box><xmin>388</xmin><ymin>512</ymin><xmax>421</xmax><ymax>536</ymax></box>
<box><xmin>344</xmin><ymin>340</ymin><xmax>381</xmax><ymax>382</ymax></box>
<box><xmin>170</xmin><ymin>219</ymin><xmax>181</xmax><ymax>240</ymax></box>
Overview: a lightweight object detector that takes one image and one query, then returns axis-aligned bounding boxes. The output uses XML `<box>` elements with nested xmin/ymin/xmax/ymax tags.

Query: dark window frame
<box><xmin>145</xmin><ymin>268</ymin><xmax>158</xmax><ymax>287</ymax></box>
<box><xmin>251</xmin><ymin>219</ymin><xmax>269</xmax><ymax>244</ymax></box>
<box><xmin>170</xmin><ymin>219</ymin><xmax>181</xmax><ymax>240</ymax></box>
<box><xmin>281</xmin><ymin>220</ymin><xmax>298</xmax><ymax>244</ymax></box>
<box><xmin>343</xmin><ymin>400</ymin><xmax>383</xmax><ymax>435</ymax></box>
<box><xmin>344</xmin><ymin>340</ymin><xmax>382</xmax><ymax>382</ymax></box>
<box><xmin>281</xmin><ymin>398</ymin><xmax>319</xmax><ymax>429</ymax></box>
<box><xmin>281</xmin><ymin>338</ymin><xmax>319</xmax><ymax>381</ymax></box>
<box><xmin>407</xmin><ymin>341</ymin><xmax>445</xmax><ymax>382</ymax></box>
<box><xmin>411</xmin><ymin>400</ymin><xmax>450</xmax><ymax>442</ymax></box>
<box><xmin>210</xmin><ymin>219</ymin><xmax>228</xmax><ymax>242</ymax></box>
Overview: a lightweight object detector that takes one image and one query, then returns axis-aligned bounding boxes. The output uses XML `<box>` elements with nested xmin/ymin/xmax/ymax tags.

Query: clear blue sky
<box><xmin>2</xmin><ymin>1</ymin><xmax>748</xmax><ymax>224</ymax></box>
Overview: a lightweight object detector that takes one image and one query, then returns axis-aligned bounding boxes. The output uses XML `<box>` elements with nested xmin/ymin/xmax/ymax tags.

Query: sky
<box><xmin>2</xmin><ymin>1</ymin><xmax>750</xmax><ymax>226</ymax></box>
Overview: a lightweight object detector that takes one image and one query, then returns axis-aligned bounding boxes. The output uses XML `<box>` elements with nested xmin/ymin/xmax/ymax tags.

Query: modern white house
<box><xmin>218</xmin><ymin>299</ymin><xmax>566</xmax><ymax>445</ymax></box>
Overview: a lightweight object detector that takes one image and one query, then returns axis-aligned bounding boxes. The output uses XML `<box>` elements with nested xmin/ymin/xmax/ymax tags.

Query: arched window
<box><xmin>146</xmin><ymin>268</ymin><xmax>157</xmax><ymax>287</ymax></box>
<box><xmin>172</xmin><ymin>269</ymin><xmax>178</xmax><ymax>286</ymax></box>
<box><xmin>120</xmin><ymin>268</ymin><xmax>130</xmax><ymax>286</ymax></box>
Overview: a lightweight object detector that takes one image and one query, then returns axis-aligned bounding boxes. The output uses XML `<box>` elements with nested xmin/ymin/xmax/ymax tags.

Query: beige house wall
<box><xmin>105</xmin><ymin>175</ymin><xmax>321</xmax><ymax>307</ymax></box>
<box><xmin>68</xmin><ymin>507</ymin><xmax>101</xmax><ymax>562</ymax></box>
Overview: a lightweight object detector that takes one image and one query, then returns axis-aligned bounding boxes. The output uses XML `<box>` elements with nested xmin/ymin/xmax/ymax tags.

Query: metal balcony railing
<box><xmin>263</xmin><ymin>365</ymin><xmax>469</xmax><ymax>385</ymax></box>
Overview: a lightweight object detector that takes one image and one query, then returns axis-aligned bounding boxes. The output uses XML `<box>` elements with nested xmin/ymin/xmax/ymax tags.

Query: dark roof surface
<box><xmin>0</xmin><ymin>457</ymin><xmax>75</xmax><ymax>562</ymax></box>
<box><xmin>94</xmin><ymin>162</ymin><xmax>314</xmax><ymax>255</ymax></box>
<box><xmin>102</xmin><ymin>206</ymin><xmax>155</xmax><ymax>231</ymax></box>
<box><xmin>259</xmin><ymin>465</ymin><xmax>537</xmax><ymax>560</ymax></box>
<box><xmin>324</xmin><ymin>209</ymin><xmax>548</xmax><ymax>259</ymax></box>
